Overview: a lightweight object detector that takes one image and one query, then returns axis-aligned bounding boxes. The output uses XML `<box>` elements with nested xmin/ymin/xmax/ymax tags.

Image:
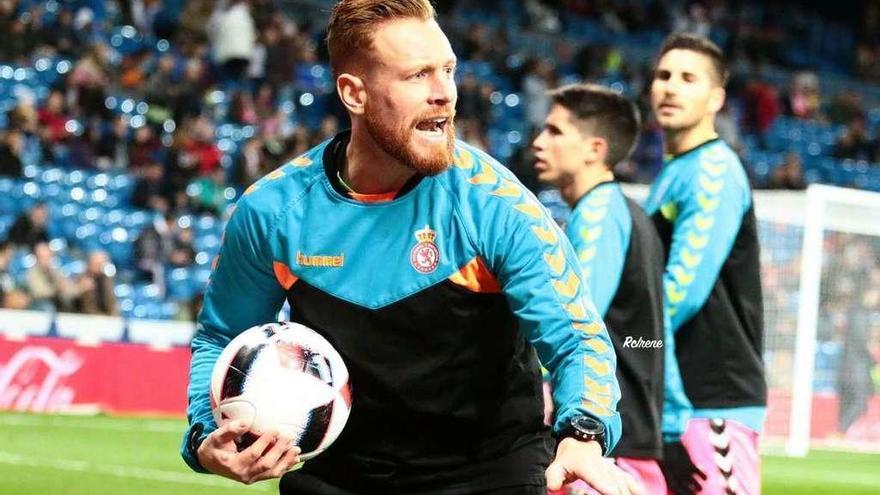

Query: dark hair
<box><xmin>656</xmin><ymin>32</ymin><xmax>729</xmax><ymax>86</ymax></box>
<box><xmin>549</xmin><ymin>84</ymin><xmax>641</xmax><ymax>167</ymax></box>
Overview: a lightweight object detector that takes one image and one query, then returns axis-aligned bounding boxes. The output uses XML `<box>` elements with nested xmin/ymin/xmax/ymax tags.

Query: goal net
<box><xmin>761</xmin><ymin>185</ymin><xmax>880</xmax><ymax>456</ymax></box>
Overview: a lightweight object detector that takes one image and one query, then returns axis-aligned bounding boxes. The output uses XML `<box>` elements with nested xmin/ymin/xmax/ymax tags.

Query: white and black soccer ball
<box><xmin>210</xmin><ymin>321</ymin><xmax>352</xmax><ymax>461</ymax></box>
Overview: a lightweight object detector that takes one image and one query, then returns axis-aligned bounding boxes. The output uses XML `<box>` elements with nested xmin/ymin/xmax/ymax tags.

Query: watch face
<box><xmin>573</xmin><ymin>416</ymin><xmax>604</xmax><ymax>435</ymax></box>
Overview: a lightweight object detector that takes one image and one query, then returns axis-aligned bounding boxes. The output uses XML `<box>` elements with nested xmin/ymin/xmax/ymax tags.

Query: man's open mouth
<box><xmin>415</xmin><ymin>117</ymin><xmax>449</xmax><ymax>138</ymax></box>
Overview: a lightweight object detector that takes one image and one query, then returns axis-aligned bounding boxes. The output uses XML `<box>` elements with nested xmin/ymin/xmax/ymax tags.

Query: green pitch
<box><xmin>1</xmin><ymin>412</ymin><xmax>878</xmax><ymax>494</ymax></box>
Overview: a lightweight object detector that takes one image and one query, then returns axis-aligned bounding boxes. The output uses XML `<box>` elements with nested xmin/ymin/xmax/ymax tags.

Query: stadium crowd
<box><xmin>0</xmin><ymin>0</ymin><xmax>879</xmax><ymax>324</ymax></box>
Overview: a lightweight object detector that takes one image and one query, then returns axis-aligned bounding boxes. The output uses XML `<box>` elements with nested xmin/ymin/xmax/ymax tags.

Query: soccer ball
<box><xmin>210</xmin><ymin>321</ymin><xmax>352</xmax><ymax>461</ymax></box>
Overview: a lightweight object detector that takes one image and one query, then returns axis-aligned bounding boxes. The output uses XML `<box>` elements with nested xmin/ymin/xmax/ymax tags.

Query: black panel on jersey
<box><xmin>652</xmin><ymin>205</ymin><xmax>767</xmax><ymax>409</ymax></box>
<box><xmin>279</xmin><ymin>279</ymin><xmax>551</xmax><ymax>494</ymax></box>
<box><xmin>604</xmin><ymin>197</ymin><xmax>665</xmax><ymax>459</ymax></box>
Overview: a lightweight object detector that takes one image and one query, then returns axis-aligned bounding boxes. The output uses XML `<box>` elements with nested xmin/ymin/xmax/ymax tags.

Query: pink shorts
<box><xmin>679</xmin><ymin>418</ymin><xmax>761</xmax><ymax>495</ymax></box>
<box><xmin>550</xmin><ymin>457</ymin><xmax>666</xmax><ymax>495</ymax></box>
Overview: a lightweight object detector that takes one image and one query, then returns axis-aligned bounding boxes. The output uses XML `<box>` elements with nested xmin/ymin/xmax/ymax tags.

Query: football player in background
<box><xmin>533</xmin><ymin>84</ymin><xmax>692</xmax><ymax>494</ymax></box>
<box><xmin>182</xmin><ymin>1</ymin><xmax>640</xmax><ymax>494</ymax></box>
<box><xmin>646</xmin><ymin>33</ymin><xmax>767</xmax><ymax>495</ymax></box>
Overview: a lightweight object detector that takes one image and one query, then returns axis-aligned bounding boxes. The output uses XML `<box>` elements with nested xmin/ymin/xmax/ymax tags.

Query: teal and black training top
<box><xmin>182</xmin><ymin>132</ymin><xmax>622</xmax><ymax>493</ymax></box>
<box><xmin>644</xmin><ymin>138</ymin><xmax>767</xmax><ymax>433</ymax></box>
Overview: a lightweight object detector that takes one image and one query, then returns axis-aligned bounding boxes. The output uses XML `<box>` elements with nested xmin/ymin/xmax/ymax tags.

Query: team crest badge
<box><xmin>410</xmin><ymin>225</ymin><xmax>440</xmax><ymax>274</ymax></box>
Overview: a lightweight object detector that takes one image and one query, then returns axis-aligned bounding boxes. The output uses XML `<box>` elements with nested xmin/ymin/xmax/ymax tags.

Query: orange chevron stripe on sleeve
<box><xmin>273</xmin><ymin>261</ymin><xmax>299</xmax><ymax>290</ymax></box>
<box><xmin>448</xmin><ymin>257</ymin><xmax>501</xmax><ymax>293</ymax></box>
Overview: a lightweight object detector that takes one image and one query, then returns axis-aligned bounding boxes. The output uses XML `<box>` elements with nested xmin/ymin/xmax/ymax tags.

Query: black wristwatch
<box><xmin>558</xmin><ymin>415</ymin><xmax>608</xmax><ymax>455</ymax></box>
<box><xmin>187</xmin><ymin>423</ymin><xmax>206</xmax><ymax>459</ymax></box>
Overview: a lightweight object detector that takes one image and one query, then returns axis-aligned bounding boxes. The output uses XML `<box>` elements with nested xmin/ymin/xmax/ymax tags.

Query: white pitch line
<box><xmin>0</xmin><ymin>414</ymin><xmax>182</xmax><ymax>433</ymax></box>
<box><xmin>0</xmin><ymin>451</ymin><xmax>269</xmax><ymax>490</ymax></box>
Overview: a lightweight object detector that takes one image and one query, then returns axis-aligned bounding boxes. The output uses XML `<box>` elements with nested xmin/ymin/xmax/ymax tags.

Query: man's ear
<box><xmin>337</xmin><ymin>73</ymin><xmax>366</xmax><ymax>116</ymax></box>
<box><xmin>709</xmin><ymin>86</ymin><xmax>726</xmax><ymax>115</ymax></box>
<box><xmin>585</xmin><ymin>136</ymin><xmax>608</xmax><ymax>165</ymax></box>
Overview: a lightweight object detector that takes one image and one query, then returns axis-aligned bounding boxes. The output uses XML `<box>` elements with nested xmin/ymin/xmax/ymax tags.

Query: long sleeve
<box><xmin>479</xmin><ymin>191</ymin><xmax>622</xmax><ymax>453</ymax></box>
<box><xmin>565</xmin><ymin>185</ymin><xmax>629</xmax><ymax>317</ymax></box>
<box><xmin>180</xmin><ymin>196</ymin><xmax>288</xmax><ymax>472</ymax></box>
<box><xmin>662</xmin><ymin>158</ymin><xmax>750</xmax><ymax>333</ymax></box>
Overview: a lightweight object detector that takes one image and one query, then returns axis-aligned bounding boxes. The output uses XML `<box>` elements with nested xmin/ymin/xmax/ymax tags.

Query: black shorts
<box><xmin>279</xmin><ymin>472</ymin><xmax>546</xmax><ymax>495</ymax></box>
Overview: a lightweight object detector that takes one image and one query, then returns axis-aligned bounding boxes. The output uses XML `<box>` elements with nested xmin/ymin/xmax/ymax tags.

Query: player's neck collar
<box><xmin>323</xmin><ymin>130</ymin><xmax>424</xmax><ymax>200</ymax></box>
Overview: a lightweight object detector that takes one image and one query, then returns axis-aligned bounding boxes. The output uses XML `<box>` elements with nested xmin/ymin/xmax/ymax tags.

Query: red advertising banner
<box><xmin>0</xmin><ymin>336</ymin><xmax>190</xmax><ymax>415</ymax></box>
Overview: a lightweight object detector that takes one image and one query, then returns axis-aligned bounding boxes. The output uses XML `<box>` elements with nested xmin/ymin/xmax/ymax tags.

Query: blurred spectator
<box><xmin>827</xmin><ymin>91</ymin><xmax>866</xmax><ymax>126</ymax></box>
<box><xmin>209</xmin><ymin>0</ymin><xmax>257</xmax><ymax>82</ymax></box>
<box><xmin>134</xmin><ymin>213</ymin><xmax>176</xmax><ymax>289</ymax></box>
<box><xmin>189</xmin><ymin>167</ymin><xmax>229</xmax><ymax>215</ymax></box>
<box><xmin>132</xmin><ymin>161</ymin><xmax>170</xmax><ymax>212</ymax></box>
<box><xmin>37</xmin><ymin>89</ymin><xmax>69</xmax><ymax>144</ymax></box>
<box><xmin>7</xmin><ymin>203</ymin><xmax>50</xmax><ymax>249</ymax></box>
<box><xmin>834</xmin><ymin>117</ymin><xmax>875</xmax><ymax>161</ymax></box>
<box><xmin>0</xmin><ymin>129</ymin><xmax>24</xmax><ymax>177</ymax></box>
<box><xmin>784</xmin><ymin>71</ymin><xmax>823</xmax><ymax>121</ymax></box>
<box><xmin>169</xmin><ymin>225</ymin><xmax>196</xmax><ymax>267</ymax></box>
<box><xmin>456</xmin><ymin>73</ymin><xmax>491</xmax><ymax>128</ymax></box>
<box><xmin>183</xmin><ymin>117</ymin><xmax>222</xmax><ymax>176</ymax></box>
<box><xmin>743</xmin><ymin>79</ymin><xmax>781</xmax><ymax>145</ymax></box>
<box><xmin>129</xmin><ymin>126</ymin><xmax>162</xmax><ymax>171</ymax></box>
<box><xmin>766</xmin><ymin>152</ymin><xmax>807</xmax><ymax>190</ymax></box>
<box><xmin>96</xmin><ymin>116</ymin><xmax>131</xmax><ymax>170</ymax></box>
<box><xmin>522</xmin><ymin>59</ymin><xmax>555</xmax><ymax>132</ymax></box>
<box><xmin>69</xmin><ymin>44</ymin><xmax>111</xmax><ymax>119</ymax></box>
<box><xmin>0</xmin><ymin>241</ymin><xmax>31</xmax><ymax>310</ymax></box>
<box><xmin>235</xmin><ymin>137</ymin><xmax>266</xmax><ymax>187</ymax></box>
<box><xmin>174</xmin><ymin>58</ymin><xmax>207</xmax><ymax>121</ymax></box>
<box><xmin>26</xmin><ymin>242</ymin><xmax>77</xmax><ymax>312</ymax></box>
<box><xmin>74</xmin><ymin>250</ymin><xmax>118</xmax><ymax>316</ymax></box>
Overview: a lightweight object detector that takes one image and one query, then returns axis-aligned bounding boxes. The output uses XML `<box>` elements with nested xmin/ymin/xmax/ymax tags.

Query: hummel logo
<box><xmin>296</xmin><ymin>250</ymin><xmax>344</xmax><ymax>268</ymax></box>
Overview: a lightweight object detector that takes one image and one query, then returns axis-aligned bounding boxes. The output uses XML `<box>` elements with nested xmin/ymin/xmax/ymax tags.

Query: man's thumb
<box><xmin>545</xmin><ymin>461</ymin><xmax>567</xmax><ymax>491</ymax></box>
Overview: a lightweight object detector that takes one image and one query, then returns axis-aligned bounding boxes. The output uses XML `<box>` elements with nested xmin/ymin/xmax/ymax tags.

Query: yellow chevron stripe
<box><xmin>586</xmin><ymin>195</ymin><xmax>611</xmax><ymax>207</ymax></box>
<box><xmin>582</xmin><ymin>266</ymin><xmax>591</xmax><ymax>279</ymax></box>
<box><xmin>578</xmin><ymin>245</ymin><xmax>597</xmax><ymax>263</ymax></box>
<box><xmin>666</xmin><ymin>281</ymin><xmax>686</xmax><ymax>304</ymax></box>
<box><xmin>702</xmin><ymin>160</ymin><xmax>727</xmax><ymax>177</ymax></box>
<box><xmin>586</xmin><ymin>339</ymin><xmax>609</xmax><ymax>354</ymax></box>
<box><xmin>594</xmin><ymin>394</ymin><xmax>614</xmax><ymax>408</ymax></box>
<box><xmin>552</xmin><ymin>270</ymin><xmax>580</xmax><ymax>299</ymax></box>
<box><xmin>531</xmin><ymin>224</ymin><xmax>559</xmax><ymax>245</ymax></box>
<box><xmin>453</xmin><ymin>148</ymin><xmax>475</xmax><ymax>169</ymax></box>
<box><xmin>573</xmin><ymin>321</ymin><xmax>603</xmax><ymax>335</ymax></box>
<box><xmin>564</xmin><ymin>301</ymin><xmax>587</xmax><ymax>320</ymax></box>
<box><xmin>292</xmin><ymin>155</ymin><xmax>312</xmax><ymax>167</ymax></box>
<box><xmin>668</xmin><ymin>306</ymin><xmax>678</xmax><ymax>317</ymax></box>
<box><xmin>681</xmin><ymin>248</ymin><xmax>702</xmax><ymax>269</ymax></box>
<box><xmin>266</xmin><ymin>168</ymin><xmax>286</xmax><ymax>180</ymax></box>
<box><xmin>583</xmin><ymin>403</ymin><xmax>613</xmax><ymax>418</ymax></box>
<box><xmin>697</xmin><ymin>192</ymin><xmax>720</xmax><ymax>212</ymax></box>
<box><xmin>687</xmin><ymin>231</ymin><xmax>709</xmax><ymax>250</ymax></box>
<box><xmin>671</xmin><ymin>265</ymin><xmax>695</xmax><ymax>286</ymax></box>
<box><xmin>695</xmin><ymin>213</ymin><xmax>715</xmax><ymax>231</ymax></box>
<box><xmin>582</xmin><ymin>207</ymin><xmax>608</xmax><ymax>224</ymax></box>
<box><xmin>490</xmin><ymin>179</ymin><xmax>522</xmax><ymax>198</ymax></box>
<box><xmin>580</xmin><ymin>226</ymin><xmax>602</xmax><ymax>243</ymax></box>
<box><xmin>543</xmin><ymin>248</ymin><xmax>565</xmax><ymax>276</ymax></box>
<box><xmin>661</xmin><ymin>202</ymin><xmax>678</xmax><ymax>222</ymax></box>
<box><xmin>584</xmin><ymin>377</ymin><xmax>612</xmax><ymax>396</ymax></box>
<box><xmin>243</xmin><ymin>183</ymin><xmax>259</xmax><ymax>196</ymax></box>
<box><xmin>469</xmin><ymin>163</ymin><xmax>498</xmax><ymax>185</ymax></box>
<box><xmin>514</xmin><ymin>202</ymin><xmax>543</xmax><ymax>219</ymax></box>
<box><xmin>699</xmin><ymin>174</ymin><xmax>723</xmax><ymax>194</ymax></box>
<box><xmin>584</xmin><ymin>355</ymin><xmax>612</xmax><ymax>376</ymax></box>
